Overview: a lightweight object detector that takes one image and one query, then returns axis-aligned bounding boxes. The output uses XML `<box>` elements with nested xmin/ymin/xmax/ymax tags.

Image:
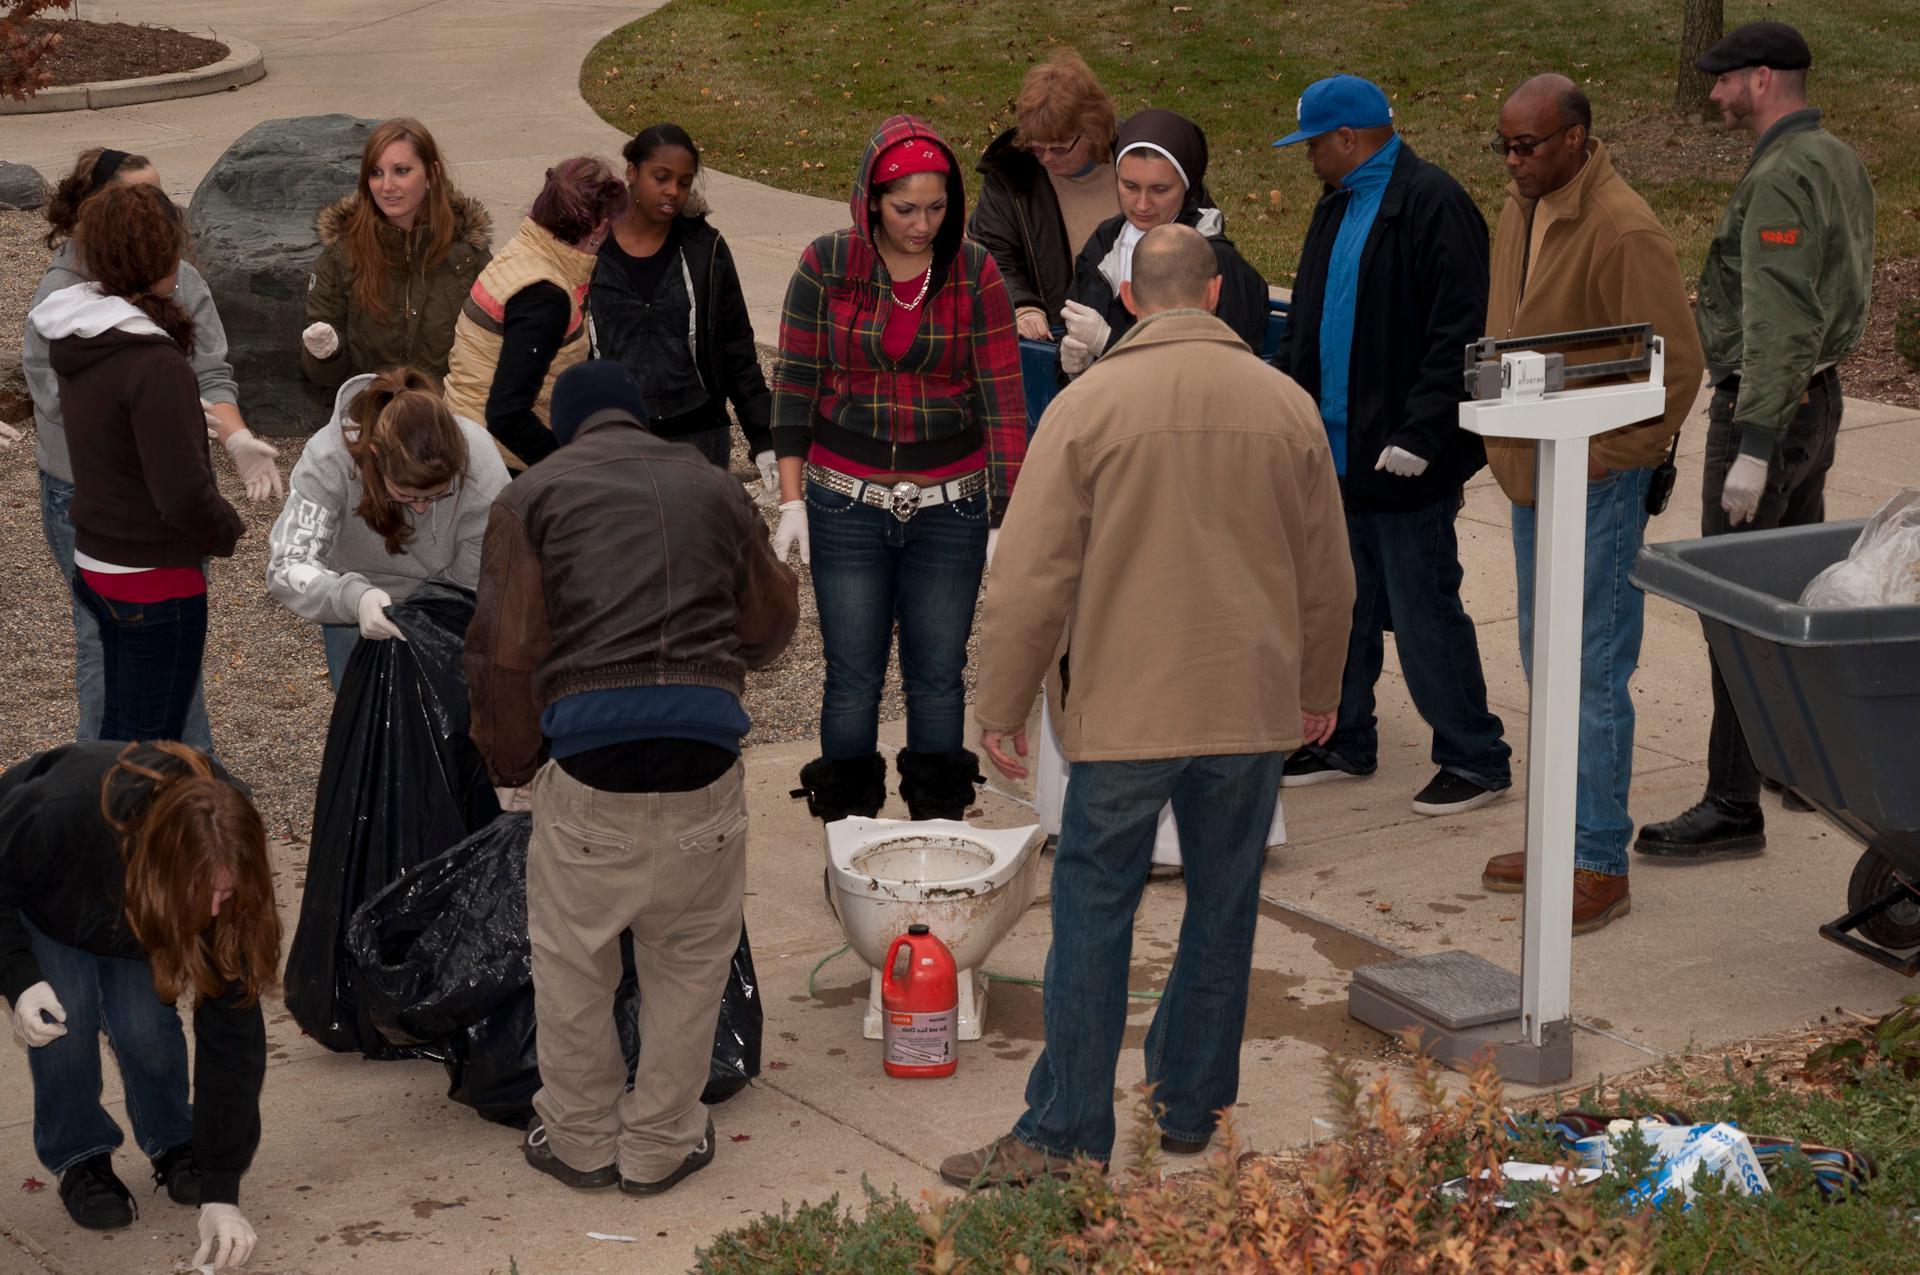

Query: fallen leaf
<box><xmin>1374</xmin><ymin>902</ymin><xmax>1393</xmax><ymax>913</ymax></box>
<box><xmin>768</xmin><ymin>1060</ymin><xmax>790</xmax><ymax>1070</ymax></box>
<box><xmin>729</xmin><ymin>1133</ymin><xmax>752</xmax><ymax>1143</ymax></box>
<box><xmin>19</xmin><ymin>1177</ymin><xmax>46</xmax><ymax>1193</ymax></box>
<box><xmin>1498</xmin><ymin>914</ymin><xmax>1517</xmax><ymax>922</ymax></box>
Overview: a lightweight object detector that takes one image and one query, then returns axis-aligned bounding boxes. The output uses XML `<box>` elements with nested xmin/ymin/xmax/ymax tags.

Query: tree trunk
<box><xmin>1675</xmin><ymin>0</ymin><xmax>1725</xmax><ymax>114</ymax></box>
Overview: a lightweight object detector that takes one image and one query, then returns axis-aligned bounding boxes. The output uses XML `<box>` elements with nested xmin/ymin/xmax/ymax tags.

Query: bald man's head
<box><xmin>1125</xmin><ymin>223</ymin><xmax>1220</xmax><ymax>317</ymax></box>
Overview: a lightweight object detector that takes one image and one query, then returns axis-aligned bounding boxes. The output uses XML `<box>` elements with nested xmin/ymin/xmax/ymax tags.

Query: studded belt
<box><xmin>804</xmin><ymin>463</ymin><xmax>987</xmax><ymax>523</ymax></box>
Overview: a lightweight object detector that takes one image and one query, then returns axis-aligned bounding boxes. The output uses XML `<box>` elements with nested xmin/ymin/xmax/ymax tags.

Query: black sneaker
<box><xmin>150</xmin><ymin>1142</ymin><xmax>201</xmax><ymax>1206</ymax></box>
<box><xmin>1634</xmin><ymin>798</ymin><xmax>1765</xmax><ymax>861</ymax></box>
<box><xmin>1280</xmin><ymin>752</ymin><xmax>1369</xmax><ymax>788</ymax></box>
<box><xmin>1160</xmin><ymin>1131</ymin><xmax>1211</xmax><ymax>1155</ymax></box>
<box><xmin>59</xmin><ymin>1154</ymin><xmax>136</xmax><ymax>1230</ymax></box>
<box><xmin>1411</xmin><ymin>770</ymin><xmax>1509</xmax><ymax>816</ymax></box>
<box><xmin>621</xmin><ymin>1120</ymin><xmax>715</xmax><ymax>1196</ymax></box>
<box><xmin>522</xmin><ymin>1120</ymin><xmax>619</xmax><ymax>1190</ymax></box>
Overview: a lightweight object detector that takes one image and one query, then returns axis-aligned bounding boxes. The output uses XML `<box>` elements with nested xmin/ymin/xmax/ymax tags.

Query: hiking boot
<box><xmin>1634</xmin><ymin>798</ymin><xmax>1765</xmax><ymax>861</ymax></box>
<box><xmin>896</xmin><ymin>749</ymin><xmax>985</xmax><ymax>822</ymax></box>
<box><xmin>1762</xmin><ymin>777</ymin><xmax>1815</xmax><ymax>813</ymax></box>
<box><xmin>1160</xmin><ymin>1131</ymin><xmax>1211</xmax><ymax>1156</ymax></box>
<box><xmin>939</xmin><ymin>1134</ymin><xmax>1094</xmax><ymax>1190</ymax></box>
<box><xmin>1412</xmin><ymin>770</ymin><xmax>1509</xmax><ymax>817</ymax></box>
<box><xmin>621</xmin><ymin>1120</ymin><xmax>714</xmax><ymax>1196</ymax></box>
<box><xmin>522</xmin><ymin>1121</ymin><xmax>618</xmax><ymax>1190</ymax></box>
<box><xmin>1481</xmin><ymin>850</ymin><xmax>1524</xmax><ymax>893</ymax></box>
<box><xmin>150</xmin><ymin>1142</ymin><xmax>201</xmax><ymax>1206</ymax></box>
<box><xmin>1572</xmin><ymin>870</ymin><xmax>1630</xmax><ymax>934</ymax></box>
<box><xmin>1280</xmin><ymin>752</ymin><xmax>1369</xmax><ymax>788</ymax></box>
<box><xmin>59</xmin><ymin>1154</ymin><xmax>135</xmax><ymax>1230</ymax></box>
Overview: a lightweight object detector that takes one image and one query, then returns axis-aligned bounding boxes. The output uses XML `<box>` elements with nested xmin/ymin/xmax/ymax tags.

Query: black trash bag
<box><xmin>348</xmin><ymin>811</ymin><xmax>763</xmax><ymax>1126</ymax></box>
<box><xmin>286</xmin><ymin>582</ymin><xmax>500</xmax><ymax>1056</ymax></box>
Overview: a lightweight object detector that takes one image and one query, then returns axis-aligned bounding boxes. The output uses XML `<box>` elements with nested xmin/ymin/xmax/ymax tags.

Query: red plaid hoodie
<box><xmin>771</xmin><ymin>115</ymin><xmax>1027</xmax><ymax>513</ymax></box>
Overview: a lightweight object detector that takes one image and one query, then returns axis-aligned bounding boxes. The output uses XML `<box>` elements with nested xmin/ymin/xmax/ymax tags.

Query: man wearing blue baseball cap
<box><xmin>1269</xmin><ymin>75</ymin><xmax>1513</xmax><ymax>818</ymax></box>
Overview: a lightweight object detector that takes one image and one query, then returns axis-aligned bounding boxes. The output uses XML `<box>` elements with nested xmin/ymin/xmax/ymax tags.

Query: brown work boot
<box><xmin>1480</xmin><ymin>851</ymin><xmax>1524</xmax><ymax>893</ymax></box>
<box><xmin>938</xmin><ymin>1135</ymin><xmax>1094</xmax><ymax>1190</ymax></box>
<box><xmin>1572</xmin><ymin>870</ymin><xmax>1630</xmax><ymax>934</ymax></box>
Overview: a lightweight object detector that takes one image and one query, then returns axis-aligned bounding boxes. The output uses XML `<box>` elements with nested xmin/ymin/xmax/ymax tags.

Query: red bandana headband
<box><xmin>874</xmin><ymin>138</ymin><xmax>947</xmax><ymax>182</ymax></box>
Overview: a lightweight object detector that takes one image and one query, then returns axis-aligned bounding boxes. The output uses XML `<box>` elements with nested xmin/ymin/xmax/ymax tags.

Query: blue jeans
<box><xmin>322</xmin><ymin>623</ymin><xmax>359</xmax><ymax>693</ymax></box>
<box><xmin>24</xmin><ymin>920</ymin><xmax>193</xmax><ymax>1175</ymax></box>
<box><xmin>806</xmin><ymin>479</ymin><xmax>988</xmax><ymax>759</ymax></box>
<box><xmin>74</xmin><ymin>574</ymin><xmax>209</xmax><ymax>743</ymax></box>
<box><xmin>40</xmin><ymin>471</ymin><xmax>213</xmax><ymax>750</ymax></box>
<box><xmin>1012</xmin><ymin>751</ymin><xmax>1287</xmax><ymax>1162</ymax></box>
<box><xmin>1513</xmin><ymin>467</ymin><xmax>1653</xmax><ymax>876</ymax></box>
<box><xmin>1309</xmin><ymin>497</ymin><xmax>1511</xmax><ymax>788</ymax></box>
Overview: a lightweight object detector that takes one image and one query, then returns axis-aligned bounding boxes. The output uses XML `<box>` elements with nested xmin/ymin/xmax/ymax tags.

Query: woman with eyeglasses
<box><xmin>266</xmin><ymin>368</ymin><xmax>508</xmax><ymax>690</ymax></box>
<box><xmin>970</xmin><ymin>50</ymin><xmax>1121</xmax><ymax>343</ymax></box>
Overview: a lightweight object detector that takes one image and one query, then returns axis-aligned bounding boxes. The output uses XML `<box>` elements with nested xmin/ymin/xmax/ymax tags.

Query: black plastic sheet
<box><xmin>284</xmin><ymin>582</ymin><xmax>499</xmax><ymax>1056</ymax></box>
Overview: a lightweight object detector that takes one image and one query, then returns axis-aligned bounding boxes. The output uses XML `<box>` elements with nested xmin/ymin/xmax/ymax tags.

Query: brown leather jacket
<box><xmin>465</xmin><ymin>409</ymin><xmax>800</xmax><ymax>786</ymax></box>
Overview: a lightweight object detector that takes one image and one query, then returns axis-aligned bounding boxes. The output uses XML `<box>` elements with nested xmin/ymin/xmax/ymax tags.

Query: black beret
<box><xmin>1695</xmin><ymin>21</ymin><xmax>1812</xmax><ymax>74</ymax></box>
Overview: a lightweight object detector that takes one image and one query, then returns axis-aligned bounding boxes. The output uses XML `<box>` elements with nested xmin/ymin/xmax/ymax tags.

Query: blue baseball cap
<box><xmin>1273</xmin><ymin>75</ymin><xmax>1394</xmax><ymax>147</ymax></box>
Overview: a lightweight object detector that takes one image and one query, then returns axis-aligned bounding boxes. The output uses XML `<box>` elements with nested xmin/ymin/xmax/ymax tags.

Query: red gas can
<box><xmin>881</xmin><ymin>924</ymin><xmax>958</xmax><ymax>1078</ymax></box>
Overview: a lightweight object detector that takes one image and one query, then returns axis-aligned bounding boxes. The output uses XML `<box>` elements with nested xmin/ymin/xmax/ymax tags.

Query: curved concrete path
<box><xmin>4</xmin><ymin>0</ymin><xmax>841</xmax><ymax>339</ymax></box>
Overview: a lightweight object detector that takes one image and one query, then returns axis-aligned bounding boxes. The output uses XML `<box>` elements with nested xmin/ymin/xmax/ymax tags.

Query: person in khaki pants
<box><xmin>466</xmin><ymin>360</ymin><xmax>798</xmax><ymax>1195</ymax></box>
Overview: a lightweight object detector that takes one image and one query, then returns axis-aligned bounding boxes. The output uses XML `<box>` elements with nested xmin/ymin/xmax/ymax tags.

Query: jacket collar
<box><xmin>1377</xmin><ymin>138</ymin><xmax>1421</xmax><ymax>217</ymax></box>
<box><xmin>1750</xmin><ymin>107</ymin><xmax>1822</xmax><ymax>167</ymax></box>
<box><xmin>570</xmin><ymin>407</ymin><xmax>651</xmax><ymax>444</ymax></box>
<box><xmin>1502</xmin><ymin>138</ymin><xmax>1617</xmax><ymax>228</ymax></box>
<box><xmin>1104</xmin><ymin>307</ymin><xmax>1248</xmax><ymax>357</ymax></box>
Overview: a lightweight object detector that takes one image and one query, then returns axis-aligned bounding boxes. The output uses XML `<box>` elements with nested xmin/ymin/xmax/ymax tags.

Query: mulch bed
<box><xmin>22</xmin><ymin>18</ymin><xmax>227</xmax><ymax>86</ymax></box>
<box><xmin>1842</xmin><ymin>258</ymin><xmax>1920</xmax><ymax>410</ymax></box>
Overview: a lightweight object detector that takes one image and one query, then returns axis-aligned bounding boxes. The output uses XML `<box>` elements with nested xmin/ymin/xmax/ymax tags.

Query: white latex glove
<box><xmin>10</xmin><ymin>981</ymin><xmax>66</xmax><ymax>1047</ymax></box>
<box><xmin>1375</xmin><ymin>445</ymin><xmax>1430</xmax><ymax>478</ymax></box>
<box><xmin>301</xmin><ymin>322</ymin><xmax>340</xmax><ymax>360</ymax></box>
<box><xmin>986</xmin><ymin>528</ymin><xmax>999</xmax><ymax>570</ymax></box>
<box><xmin>202</xmin><ymin>398</ymin><xmax>223</xmax><ymax>441</ymax></box>
<box><xmin>754</xmin><ymin>450</ymin><xmax>779</xmax><ymax>499</ymax></box>
<box><xmin>356</xmin><ymin>588</ymin><xmax>405</xmax><ymax>641</ymax></box>
<box><xmin>0</xmin><ymin>421</ymin><xmax>22</xmax><ymax>448</ymax></box>
<box><xmin>192</xmin><ymin>1203</ymin><xmax>257</xmax><ymax>1270</ymax></box>
<box><xmin>1720</xmin><ymin>452</ymin><xmax>1768</xmax><ymax>526</ymax></box>
<box><xmin>222</xmin><ymin>428</ymin><xmax>284</xmax><ymax>502</ymax></box>
<box><xmin>1059</xmin><ymin>299</ymin><xmax>1110</xmax><ymax>357</ymax></box>
<box><xmin>773</xmin><ymin>499</ymin><xmax>810</xmax><ymax>565</ymax></box>
<box><xmin>1060</xmin><ymin>334</ymin><xmax>1093</xmax><ymax>376</ymax></box>
<box><xmin>494</xmin><ymin>785</ymin><xmax>532</xmax><ymax>813</ymax></box>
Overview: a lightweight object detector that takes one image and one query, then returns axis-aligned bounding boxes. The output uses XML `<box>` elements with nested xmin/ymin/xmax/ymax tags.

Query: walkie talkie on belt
<box><xmin>1646</xmin><ymin>431</ymin><xmax>1681</xmax><ymax>516</ymax></box>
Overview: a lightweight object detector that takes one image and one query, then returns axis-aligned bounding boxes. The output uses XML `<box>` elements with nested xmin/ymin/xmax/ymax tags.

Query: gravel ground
<box><xmin>0</xmin><ymin>210</ymin><xmax>950</xmax><ymax>841</ymax></box>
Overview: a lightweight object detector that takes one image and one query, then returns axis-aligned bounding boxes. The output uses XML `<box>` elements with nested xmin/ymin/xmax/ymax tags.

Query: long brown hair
<box><xmin>102</xmin><ymin>742</ymin><xmax>281</xmax><ymax>1008</ymax></box>
<box><xmin>74</xmin><ymin>183</ymin><xmax>195</xmax><ymax>357</ymax></box>
<box><xmin>44</xmin><ymin>146</ymin><xmax>153</xmax><ymax>248</ymax></box>
<box><xmin>342</xmin><ymin>118</ymin><xmax>458</xmax><ymax>326</ymax></box>
<box><xmin>343</xmin><ymin>367</ymin><xmax>470</xmax><ymax>555</ymax></box>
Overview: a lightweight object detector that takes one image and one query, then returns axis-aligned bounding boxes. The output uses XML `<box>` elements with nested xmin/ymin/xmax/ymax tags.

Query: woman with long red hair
<box><xmin>0</xmin><ymin>741</ymin><xmax>279</xmax><ymax>1268</ymax></box>
<box><xmin>301</xmin><ymin>118</ymin><xmax>492</xmax><ymax>387</ymax></box>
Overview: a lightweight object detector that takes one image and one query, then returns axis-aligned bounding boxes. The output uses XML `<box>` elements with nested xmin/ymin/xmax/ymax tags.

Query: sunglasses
<box><xmin>1027</xmin><ymin>136</ymin><xmax>1081</xmax><ymax>160</ymax></box>
<box><xmin>1489</xmin><ymin>123</ymin><xmax>1574</xmax><ymax>159</ymax></box>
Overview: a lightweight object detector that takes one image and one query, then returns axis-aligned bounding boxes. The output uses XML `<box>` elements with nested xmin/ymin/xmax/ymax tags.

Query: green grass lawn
<box><xmin>581</xmin><ymin>0</ymin><xmax>1917</xmax><ymax>284</ymax></box>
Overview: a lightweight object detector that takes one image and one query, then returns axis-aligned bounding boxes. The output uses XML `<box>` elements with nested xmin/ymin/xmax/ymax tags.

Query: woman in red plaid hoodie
<box><xmin>773</xmin><ymin>115</ymin><xmax>1027</xmax><ymax>824</ymax></box>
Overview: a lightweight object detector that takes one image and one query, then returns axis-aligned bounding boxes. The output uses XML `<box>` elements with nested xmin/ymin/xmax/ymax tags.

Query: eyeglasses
<box><xmin>1027</xmin><ymin>136</ymin><xmax>1081</xmax><ymax>160</ymax></box>
<box><xmin>1489</xmin><ymin>124</ymin><xmax>1574</xmax><ymax>159</ymax></box>
<box><xmin>385</xmin><ymin>479</ymin><xmax>455</xmax><ymax>506</ymax></box>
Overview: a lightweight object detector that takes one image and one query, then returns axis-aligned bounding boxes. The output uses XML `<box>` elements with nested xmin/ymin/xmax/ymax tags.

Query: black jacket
<box><xmin>0</xmin><ymin>744</ymin><xmax>265</xmax><ymax>1206</ymax></box>
<box><xmin>969</xmin><ymin>129</ymin><xmax>1075</xmax><ymax>323</ymax></box>
<box><xmin>1270</xmin><ymin>141</ymin><xmax>1488</xmax><ymax>513</ymax></box>
<box><xmin>1068</xmin><ymin>209</ymin><xmax>1270</xmax><ymax>357</ymax></box>
<box><xmin>590</xmin><ymin>215</ymin><xmax>773</xmax><ymax>455</ymax></box>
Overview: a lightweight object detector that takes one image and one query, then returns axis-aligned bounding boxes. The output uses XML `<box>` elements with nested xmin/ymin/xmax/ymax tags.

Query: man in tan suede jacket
<box><xmin>941</xmin><ymin>224</ymin><xmax>1353</xmax><ymax>1190</ymax></box>
<box><xmin>1479</xmin><ymin>74</ymin><xmax>1705</xmax><ymax>934</ymax></box>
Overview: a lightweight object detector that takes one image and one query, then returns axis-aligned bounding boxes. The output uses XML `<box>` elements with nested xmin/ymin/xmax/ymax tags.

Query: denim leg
<box><xmin>807</xmin><ymin>483</ymin><xmax>899</xmax><ymax>760</ymax></box>
<box><xmin>1315</xmin><ymin>509</ymin><xmax>1385</xmax><ymax>774</ymax></box>
<box><xmin>1013</xmin><ymin>757</ymin><xmax>1184</xmax><ymax>1162</ymax></box>
<box><xmin>77</xmin><ymin>578</ymin><xmax>209</xmax><ymax>743</ymax></box>
<box><xmin>96</xmin><ymin>948</ymin><xmax>194</xmax><ymax>1160</ymax></box>
<box><xmin>1513</xmin><ymin>470</ymin><xmax>1652</xmax><ymax>875</ymax></box>
<box><xmin>894</xmin><ymin>493</ymin><xmax>988</xmax><ymax>754</ymax></box>
<box><xmin>679</xmin><ymin>426</ymin><xmax>733</xmax><ymax>469</ymax></box>
<box><xmin>23</xmin><ymin>921</ymin><xmax>125</xmax><ymax>1175</ymax></box>
<box><xmin>321</xmin><ymin>623</ymin><xmax>359</xmax><ymax>693</ymax></box>
<box><xmin>1373</xmin><ymin>497</ymin><xmax>1511</xmax><ymax>788</ymax></box>
<box><xmin>1143</xmin><ymin>751</ymin><xmax>1286</xmax><ymax>1142</ymax></box>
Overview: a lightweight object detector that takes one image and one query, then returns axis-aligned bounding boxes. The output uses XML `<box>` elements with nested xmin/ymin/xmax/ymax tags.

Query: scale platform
<box><xmin>1349</xmin><ymin>951</ymin><xmax>1572</xmax><ymax>1084</ymax></box>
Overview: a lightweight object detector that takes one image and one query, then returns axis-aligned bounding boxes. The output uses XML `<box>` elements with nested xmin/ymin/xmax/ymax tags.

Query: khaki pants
<box><xmin>526</xmin><ymin>759</ymin><xmax>748</xmax><ymax>1181</ymax></box>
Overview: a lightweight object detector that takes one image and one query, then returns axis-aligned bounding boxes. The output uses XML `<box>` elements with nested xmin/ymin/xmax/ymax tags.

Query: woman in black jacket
<box><xmin>0</xmin><ymin>741</ymin><xmax>277</xmax><ymax>1268</ymax></box>
<box><xmin>593</xmin><ymin>124</ymin><xmax>777</xmax><ymax>494</ymax></box>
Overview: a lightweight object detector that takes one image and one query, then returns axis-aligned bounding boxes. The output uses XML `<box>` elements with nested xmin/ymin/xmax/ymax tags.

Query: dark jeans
<box><xmin>321</xmin><ymin>622</ymin><xmax>358</xmax><ymax>693</ymax></box>
<box><xmin>806</xmin><ymin>478</ymin><xmax>988</xmax><ymax>759</ymax></box>
<box><xmin>678</xmin><ymin>425</ymin><xmax>732</xmax><ymax>469</ymax></box>
<box><xmin>1701</xmin><ymin>367</ymin><xmax>1842</xmax><ymax>804</ymax></box>
<box><xmin>1012</xmin><ymin>752</ymin><xmax>1288</xmax><ymax>1162</ymax></box>
<box><xmin>24</xmin><ymin>920</ymin><xmax>193</xmax><ymax>1175</ymax></box>
<box><xmin>73</xmin><ymin>573</ymin><xmax>208</xmax><ymax>743</ymax></box>
<box><xmin>1307</xmin><ymin>496</ymin><xmax>1511</xmax><ymax>789</ymax></box>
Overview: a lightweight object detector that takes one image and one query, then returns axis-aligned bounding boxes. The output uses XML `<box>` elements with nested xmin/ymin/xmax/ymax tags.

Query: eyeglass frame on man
<box><xmin>1488</xmin><ymin>123</ymin><xmax>1576</xmax><ymax>159</ymax></box>
<box><xmin>1026</xmin><ymin>135</ymin><xmax>1082</xmax><ymax>161</ymax></box>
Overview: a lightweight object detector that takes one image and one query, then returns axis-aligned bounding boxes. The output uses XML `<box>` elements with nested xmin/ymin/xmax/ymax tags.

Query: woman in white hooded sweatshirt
<box><xmin>266</xmin><ymin>368</ymin><xmax>507</xmax><ymax>690</ymax></box>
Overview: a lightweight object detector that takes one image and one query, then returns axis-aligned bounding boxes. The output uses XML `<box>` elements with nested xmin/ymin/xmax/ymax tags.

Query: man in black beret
<box><xmin>1637</xmin><ymin>22</ymin><xmax>1875</xmax><ymax>862</ymax></box>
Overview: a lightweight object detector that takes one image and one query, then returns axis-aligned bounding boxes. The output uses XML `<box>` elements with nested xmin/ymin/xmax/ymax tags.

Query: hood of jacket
<box><xmin>30</xmin><ymin>282</ymin><xmax>173</xmax><ymax>377</ymax></box>
<box><xmin>849</xmin><ymin>115</ymin><xmax>968</xmax><ymax>283</ymax></box>
<box><xmin>315</xmin><ymin>187</ymin><xmax>495</xmax><ymax>252</ymax></box>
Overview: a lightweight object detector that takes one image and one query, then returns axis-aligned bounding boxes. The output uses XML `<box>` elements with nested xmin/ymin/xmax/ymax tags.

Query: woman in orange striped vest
<box><xmin>443</xmin><ymin>158</ymin><xmax>628</xmax><ymax>472</ymax></box>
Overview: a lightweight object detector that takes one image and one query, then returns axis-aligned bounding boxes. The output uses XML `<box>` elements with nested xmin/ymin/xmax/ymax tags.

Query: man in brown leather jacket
<box><xmin>465</xmin><ymin>360</ymin><xmax>797</xmax><ymax>1198</ymax></box>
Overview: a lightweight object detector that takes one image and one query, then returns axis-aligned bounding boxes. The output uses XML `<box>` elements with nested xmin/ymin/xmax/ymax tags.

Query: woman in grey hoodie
<box><xmin>266</xmin><ymin>368</ymin><xmax>508</xmax><ymax>690</ymax></box>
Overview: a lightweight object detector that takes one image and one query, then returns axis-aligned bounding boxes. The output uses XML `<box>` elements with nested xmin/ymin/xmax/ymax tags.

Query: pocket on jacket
<box><xmin>676</xmin><ymin>806</ymin><xmax>749</xmax><ymax>856</ymax></box>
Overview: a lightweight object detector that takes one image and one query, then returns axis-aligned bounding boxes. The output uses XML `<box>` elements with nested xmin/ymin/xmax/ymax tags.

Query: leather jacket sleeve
<box><xmin>731</xmin><ymin>487</ymin><xmax>799</xmax><ymax>670</ymax></box>
<box><xmin>466</xmin><ymin>503</ymin><xmax>552</xmax><ymax>786</ymax></box>
<box><xmin>969</xmin><ymin>172</ymin><xmax>1045</xmax><ymax>315</ymax></box>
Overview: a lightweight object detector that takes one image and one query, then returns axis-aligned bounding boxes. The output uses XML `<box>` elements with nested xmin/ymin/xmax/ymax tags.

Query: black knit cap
<box><xmin>1694</xmin><ymin>21</ymin><xmax>1812</xmax><ymax>74</ymax></box>
<box><xmin>550</xmin><ymin>359</ymin><xmax>647</xmax><ymax>446</ymax></box>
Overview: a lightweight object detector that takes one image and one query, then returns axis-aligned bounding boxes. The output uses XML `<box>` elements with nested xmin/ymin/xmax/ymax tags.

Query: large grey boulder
<box><xmin>187</xmin><ymin>115</ymin><xmax>376</xmax><ymax>436</ymax></box>
<box><xmin>0</xmin><ymin>161</ymin><xmax>47</xmax><ymax>210</ymax></box>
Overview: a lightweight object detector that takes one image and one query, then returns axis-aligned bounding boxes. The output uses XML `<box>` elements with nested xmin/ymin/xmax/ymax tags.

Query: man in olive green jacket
<box><xmin>941</xmin><ymin>225</ymin><xmax>1353</xmax><ymax>1189</ymax></box>
<box><xmin>1638</xmin><ymin>21</ymin><xmax>1875</xmax><ymax>863</ymax></box>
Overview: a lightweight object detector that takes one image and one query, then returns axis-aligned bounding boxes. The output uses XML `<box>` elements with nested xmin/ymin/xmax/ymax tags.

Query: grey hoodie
<box><xmin>23</xmin><ymin>243</ymin><xmax>239</xmax><ymax>484</ymax></box>
<box><xmin>265</xmin><ymin>374</ymin><xmax>509</xmax><ymax>626</ymax></box>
